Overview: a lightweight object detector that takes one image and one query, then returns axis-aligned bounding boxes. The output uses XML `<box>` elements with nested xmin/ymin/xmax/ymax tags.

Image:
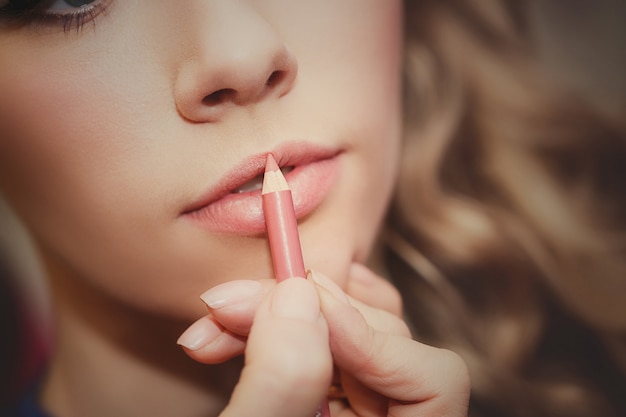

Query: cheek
<box><xmin>296</xmin><ymin>0</ymin><xmax>403</xmax><ymax>276</ymax></box>
<box><xmin>0</xmin><ymin>49</ymin><xmax>127</xmax><ymax>236</ymax></box>
<box><xmin>302</xmin><ymin>74</ymin><xmax>403</xmax><ymax>278</ymax></box>
<box><xmin>0</xmin><ymin>54</ymin><xmax>92</xmax><ymax>221</ymax></box>
<box><xmin>0</xmin><ymin>40</ymin><xmax>191</xmax><ymax>312</ymax></box>
<box><xmin>341</xmin><ymin>3</ymin><xmax>404</xmax><ymax>254</ymax></box>
<box><xmin>0</xmin><ymin>26</ymin><xmax>176</xmax><ymax>241</ymax></box>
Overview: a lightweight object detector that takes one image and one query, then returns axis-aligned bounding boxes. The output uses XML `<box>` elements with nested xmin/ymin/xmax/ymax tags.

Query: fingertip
<box><xmin>270</xmin><ymin>277</ymin><xmax>320</xmax><ymax>322</ymax></box>
<box><xmin>308</xmin><ymin>269</ymin><xmax>350</xmax><ymax>305</ymax></box>
<box><xmin>348</xmin><ymin>263</ymin><xmax>378</xmax><ymax>285</ymax></box>
<box><xmin>199</xmin><ymin>279</ymin><xmax>264</xmax><ymax>310</ymax></box>
<box><xmin>348</xmin><ymin>263</ymin><xmax>393</xmax><ymax>290</ymax></box>
<box><xmin>177</xmin><ymin>316</ymin><xmax>247</xmax><ymax>364</ymax></box>
<box><xmin>177</xmin><ymin>315</ymin><xmax>221</xmax><ymax>351</ymax></box>
<box><xmin>200</xmin><ymin>279</ymin><xmax>275</xmax><ymax>337</ymax></box>
<box><xmin>347</xmin><ymin>263</ymin><xmax>403</xmax><ymax>317</ymax></box>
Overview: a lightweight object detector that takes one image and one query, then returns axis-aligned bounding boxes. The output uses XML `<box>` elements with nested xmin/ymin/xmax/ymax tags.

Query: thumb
<box><xmin>220</xmin><ymin>278</ymin><xmax>333</xmax><ymax>417</ymax></box>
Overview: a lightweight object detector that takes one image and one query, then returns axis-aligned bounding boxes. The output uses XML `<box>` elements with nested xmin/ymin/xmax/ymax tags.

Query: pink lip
<box><xmin>181</xmin><ymin>142</ymin><xmax>342</xmax><ymax>234</ymax></box>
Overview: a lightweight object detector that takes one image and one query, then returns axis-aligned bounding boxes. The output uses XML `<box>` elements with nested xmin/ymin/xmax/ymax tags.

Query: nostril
<box><xmin>266</xmin><ymin>70</ymin><xmax>285</xmax><ymax>88</ymax></box>
<box><xmin>202</xmin><ymin>88</ymin><xmax>236</xmax><ymax>106</ymax></box>
<box><xmin>198</xmin><ymin>68</ymin><xmax>292</xmax><ymax>109</ymax></box>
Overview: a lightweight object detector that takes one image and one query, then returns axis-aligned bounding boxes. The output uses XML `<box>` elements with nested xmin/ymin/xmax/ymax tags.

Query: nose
<box><xmin>174</xmin><ymin>3</ymin><xmax>298</xmax><ymax>123</ymax></box>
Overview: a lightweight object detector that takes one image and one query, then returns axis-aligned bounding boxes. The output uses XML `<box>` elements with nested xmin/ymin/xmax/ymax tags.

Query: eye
<box><xmin>0</xmin><ymin>0</ymin><xmax>111</xmax><ymax>33</ymax></box>
<box><xmin>41</xmin><ymin>0</ymin><xmax>107</xmax><ymax>32</ymax></box>
<box><xmin>47</xmin><ymin>0</ymin><xmax>97</xmax><ymax>11</ymax></box>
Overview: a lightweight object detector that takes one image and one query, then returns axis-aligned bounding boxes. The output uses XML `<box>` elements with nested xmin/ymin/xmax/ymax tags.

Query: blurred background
<box><xmin>529</xmin><ymin>0</ymin><xmax>626</xmax><ymax>117</ymax></box>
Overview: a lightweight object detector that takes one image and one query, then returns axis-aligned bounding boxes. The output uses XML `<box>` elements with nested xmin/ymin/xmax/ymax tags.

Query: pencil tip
<box><xmin>262</xmin><ymin>153</ymin><xmax>289</xmax><ymax>194</ymax></box>
<box><xmin>265</xmin><ymin>153</ymin><xmax>279</xmax><ymax>173</ymax></box>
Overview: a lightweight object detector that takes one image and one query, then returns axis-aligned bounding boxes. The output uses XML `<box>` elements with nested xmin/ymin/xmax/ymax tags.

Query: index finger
<box><xmin>318</xmin><ymin>281</ymin><xmax>471</xmax><ymax>417</ymax></box>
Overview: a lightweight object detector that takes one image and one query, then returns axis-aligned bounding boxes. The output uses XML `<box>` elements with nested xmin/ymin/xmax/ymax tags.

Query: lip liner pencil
<box><xmin>262</xmin><ymin>153</ymin><xmax>306</xmax><ymax>281</ymax></box>
<box><xmin>262</xmin><ymin>153</ymin><xmax>331</xmax><ymax>417</ymax></box>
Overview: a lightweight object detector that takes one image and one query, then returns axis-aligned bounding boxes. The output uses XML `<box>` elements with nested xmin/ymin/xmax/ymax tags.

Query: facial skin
<box><xmin>0</xmin><ymin>0</ymin><xmax>403</xmax><ymax>321</ymax></box>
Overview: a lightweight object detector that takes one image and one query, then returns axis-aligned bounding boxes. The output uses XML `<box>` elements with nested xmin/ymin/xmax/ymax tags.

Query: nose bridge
<box><xmin>174</xmin><ymin>1</ymin><xmax>298</xmax><ymax>123</ymax></box>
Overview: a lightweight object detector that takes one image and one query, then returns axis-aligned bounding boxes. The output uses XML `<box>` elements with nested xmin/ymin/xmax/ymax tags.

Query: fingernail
<box><xmin>177</xmin><ymin>316</ymin><xmax>221</xmax><ymax>351</ymax></box>
<box><xmin>271</xmin><ymin>278</ymin><xmax>320</xmax><ymax>322</ymax></box>
<box><xmin>308</xmin><ymin>269</ymin><xmax>350</xmax><ymax>305</ymax></box>
<box><xmin>200</xmin><ymin>280</ymin><xmax>263</xmax><ymax>309</ymax></box>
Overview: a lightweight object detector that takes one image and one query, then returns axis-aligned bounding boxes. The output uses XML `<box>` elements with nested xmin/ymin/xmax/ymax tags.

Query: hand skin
<box><xmin>178</xmin><ymin>264</ymin><xmax>471</xmax><ymax>417</ymax></box>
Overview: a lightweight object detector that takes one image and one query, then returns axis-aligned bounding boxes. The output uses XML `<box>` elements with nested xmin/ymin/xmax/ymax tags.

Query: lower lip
<box><xmin>182</xmin><ymin>155</ymin><xmax>341</xmax><ymax>234</ymax></box>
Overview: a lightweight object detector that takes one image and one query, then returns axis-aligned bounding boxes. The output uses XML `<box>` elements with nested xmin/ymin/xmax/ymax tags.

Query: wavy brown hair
<box><xmin>385</xmin><ymin>1</ymin><xmax>626</xmax><ymax>416</ymax></box>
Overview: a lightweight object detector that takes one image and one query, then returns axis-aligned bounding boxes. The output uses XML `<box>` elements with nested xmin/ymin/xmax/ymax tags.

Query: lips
<box><xmin>231</xmin><ymin>165</ymin><xmax>294</xmax><ymax>194</ymax></box>
<box><xmin>181</xmin><ymin>143</ymin><xmax>342</xmax><ymax>234</ymax></box>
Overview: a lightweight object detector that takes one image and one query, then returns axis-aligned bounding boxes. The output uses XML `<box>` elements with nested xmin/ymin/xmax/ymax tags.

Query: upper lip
<box><xmin>180</xmin><ymin>141</ymin><xmax>341</xmax><ymax>215</ymax></box>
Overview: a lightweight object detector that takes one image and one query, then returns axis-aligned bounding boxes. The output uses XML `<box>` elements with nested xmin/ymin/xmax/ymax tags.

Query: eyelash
<box><xmin>53</xmin><ymin>2</ymin><xmax>109</xmax><ymax>33</ymax></box>
<box><xmin>0</xmin><ymin>0</ymin><xmax>111</xmax><ymax>33</ymax></box>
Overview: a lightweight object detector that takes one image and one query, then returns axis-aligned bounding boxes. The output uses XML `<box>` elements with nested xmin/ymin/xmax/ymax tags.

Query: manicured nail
<box><xmin>308</xmin><ymin>269</ymin><xmax>350</xmax><ymax>305</ymax></box>
<box><xmin>177</xmin><ymin>316</ymin><xmax>221</xmax><ymax>351</ymax></box>
<box><xmin>271</xmin><ymin>278</ymin><xmax>320</xmax><ymax>322</ymax></box>
<box><xmin>200</xmin><ymin>280</ymin><xmax>263</xmax><ymax>309</ymax></box>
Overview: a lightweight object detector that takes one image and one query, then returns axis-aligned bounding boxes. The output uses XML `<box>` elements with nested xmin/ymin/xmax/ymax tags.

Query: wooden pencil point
<box><xmin>265</xmin><ymin>153</ymin><xmax>279</xmax><ymax>173</ymax></box>
<box><xmin>262</xmin><ymin>155</ymin><xmax>289</xmax><ymax>194</ymax></box>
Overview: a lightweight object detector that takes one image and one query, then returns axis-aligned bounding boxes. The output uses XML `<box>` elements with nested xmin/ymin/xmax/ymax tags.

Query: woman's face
<box><xmin>0</xmin><ymin>0</ymin><xmax>403</xmax><ymax>318</ymax></box>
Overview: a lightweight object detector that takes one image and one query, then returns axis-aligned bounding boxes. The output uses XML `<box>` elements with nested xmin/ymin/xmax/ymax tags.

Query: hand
<box><xmin>177</xmin><ymin>264</ymin><xmax>470</xmax><ymax>416</ymax></box>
